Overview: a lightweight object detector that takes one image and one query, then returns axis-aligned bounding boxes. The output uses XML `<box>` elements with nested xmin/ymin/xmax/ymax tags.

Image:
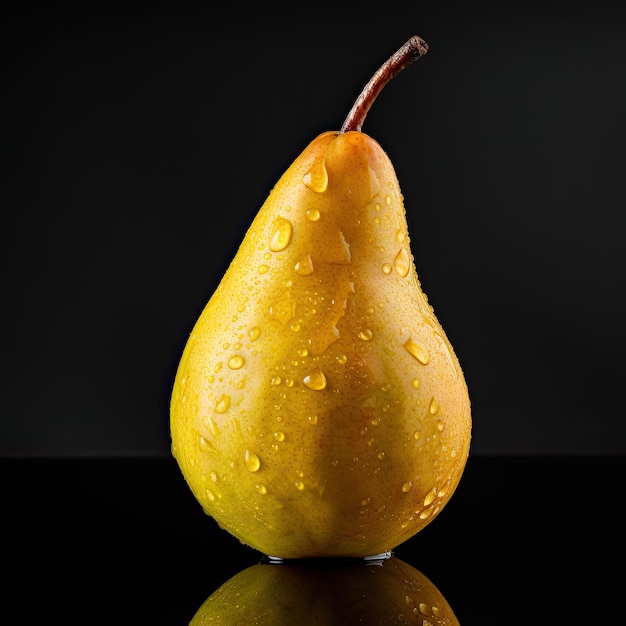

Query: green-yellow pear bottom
<box><xmin>170</xmin><ymin>130</ymin><xmax>471</xmax><ymax>558</ymax></box>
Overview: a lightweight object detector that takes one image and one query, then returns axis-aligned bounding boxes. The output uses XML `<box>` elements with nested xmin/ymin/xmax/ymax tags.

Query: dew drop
<box><xmin>303</xmin><ymin>367</ymin><xmax>327</xmax><ymax>390</ymax></box>
<box><xmin>385</xmin><ymin>194</ymin><xmax>392</xmax><ymax>205</ymax></box>
<box><xmin>308</xmin><ymin>415</ymin><xmax>318</xmax><ymax>425</ymax></box>
<box><xmin>248</xmin><ymin>327</ymin><xmax>261</xmax><ymax>341</ymax></box>
<box><xmin>336</xmin><ymin>354</ymin><xmax>348</xmax><ymax>365</ymax></box>
<box><xmin>258</xmin><ymin>264</ymin><xmax>269</xmax><ymax>274</ymax></box>
<box><xmin>298</xmin><ymin>348</ymin><xmax>309</xmax><ymax>357</ymax></box>
<box><xmin>382</xmin><ymin>263</ymin><xmax>392</xmax><ymax>274</ymax></box>
<box><xmin>274</xmin><ymin>431</ymin><xmax>285</xmax><ymax>442</ymax></box>
<box><xmin>206</xmin><ymin>416</ymin><xmax>219</xmax><ymax>437</ymax></box>
<box><xmin>245</xmin><ymin>450</ymin><xmax>261</xmax><ymax>472</ymax></box>
<box><xmin>305</xmin><ymin>208</ymin><xmax>321</xmax><ymax>221</ymax></box>
<box><xmin>419</xmin><ymin>603</ymin><xmax>431</xmax><ymax>616</ymax></box>
<box><xmin>402</xmin><ymin>482</ymin><xmax>413</xmax><ymax>493</ymax></box>
<box><xmin>303</xmin><ymin>158</ymin><xmax>328</xmax><ymax>193</ymax></box>
<box><xmin>269</xmin><ymin>293</ymin><xmax>295</xmax><ymax>324</ymax></box>
<box><xmin>419</xmin><ymin>508</ymin><xmax>434</xmax><ymax>520</ymax></box>
<box><xmin>269</xmin><ymin>217</ymin><xmax>293</xmax><ymax>251</ymax></box>
<box><xmin>295</xmin><ymin>254</ymin><xmax>314</xmax><ymax>275</ymax></box>
<box><xmin>396</xmin><ymin>230</ymin><xmax>406</xmax><ymax>243</ymax></box>
<box><xmin>423</xmin><ymin>488</ymin><xmax>437</xmax><ymax>506</ymax></box>
<box><xmin>209</xmin><ymin>470</ymin><xmax>218</xmax><ymax>482</ymax></box>
<box><xmin>358</xmin><ymin>329</ymin><xmax>373</xmax><ymax>341</ymax></box>
<box><xmin>295</xmin><ymin>481</ymin><xmax>305</xmax><ymax>491</ymax></box>
<box><xmin>429</xmin><ymin>396</ymin><xmax>439</xmax><ymax>415</ymax></box>
<box><xmin>368</xmin><ymin>166</ymin><xmax>381</xmax><ymax>198</ymax></box>
<box><xmin>256</xmin><ymin>483</ymin><xmax>267</xmax><ymax>495</ymax></box>
<box><xmin>271</xmin><ymin>376</ymin><xmax>282</xmax><ymax>386</ymax></box>
<box><xmin>206</xmin><ymin>489</ymin><xmax>215</xmax><ymax>502</ymax></box>
<box><xmin>214</xmin><ymin>362</ymin><xmax>222</xmax><ymax>373</ymax></box>
<box><xmin>394</xmin><ymin>247</ymin><xmax>411</xmax><ymax>277</ymax></box>
<box><xmin>414</xmin><ymin>430</ymin><xmax>421</xmax><ymax>440</ymax></box>
<box><xmin>437</xmin><ymin>420</ymin><xmax>445</xmax><ymax>432</ymax></box>
<box><xmin>411</xmin><ymin>378</ymin><xmax>420</xmax><ymax>389</ymax></box>
<box><xmin>404</xmin><ymin>337</ymin><xmax>430</xmax><ymax>364</ymax></box>
<box><xmin>215</xmin><ymin>395</ymin><xmax>231</xmax><ymax>414</ymax></box>
<box><xmin>228</xmin><ymin>355</ymin><xmax>245</xmax><ymax>370</ymax></box>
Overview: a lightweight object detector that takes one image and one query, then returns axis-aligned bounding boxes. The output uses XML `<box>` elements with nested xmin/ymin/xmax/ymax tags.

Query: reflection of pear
<box><xmin>191</xmin><ymin>556</ymin><xmax>460</xmax><ymax>625</ymax></box>
<box><xmin>170</xmin><ymin>36</ymin><xmax>472</xmax><ymax>558</ymax></box>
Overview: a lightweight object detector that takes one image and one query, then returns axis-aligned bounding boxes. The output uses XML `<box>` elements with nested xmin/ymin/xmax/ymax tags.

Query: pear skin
<box><xmin>170</xmin><ymin>37</ymin><xmax>471</xmax><ymax>558</ymax></box>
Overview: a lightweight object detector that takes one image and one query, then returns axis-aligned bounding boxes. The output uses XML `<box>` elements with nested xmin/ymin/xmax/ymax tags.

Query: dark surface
<box><xmin>6</xmin><ymin>455</ymin><xmax>623</xmax><ymax>623</ymax></box>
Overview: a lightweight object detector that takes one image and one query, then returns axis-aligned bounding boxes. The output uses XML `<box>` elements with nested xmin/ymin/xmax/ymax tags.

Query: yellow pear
<box><xmin>170</xmin><ymin>36</ymin><xmax>471</xmax><ymax>558</ymax></box>
<box><xmin>190</xmin><ymin>555</ymin><xmax>460</xmax><ymax>625</ymax></box>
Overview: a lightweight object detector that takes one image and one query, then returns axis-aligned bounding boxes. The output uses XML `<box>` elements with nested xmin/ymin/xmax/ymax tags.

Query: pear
<box><xmin>170</xmin><ymin>36</ymin><xmax>471</xmax><ymax>558</ymax></box>
<box><xmin>190</xmin><ymin>555</ymin><xmax>460</xmax><ymax>625</ymax></box>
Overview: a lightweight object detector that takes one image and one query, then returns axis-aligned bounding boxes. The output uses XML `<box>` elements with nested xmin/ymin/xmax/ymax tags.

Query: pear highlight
<box><xmin>170</xmin><ymin>36</ymin><xmax>471</xmax><ymax>558</ymax></box>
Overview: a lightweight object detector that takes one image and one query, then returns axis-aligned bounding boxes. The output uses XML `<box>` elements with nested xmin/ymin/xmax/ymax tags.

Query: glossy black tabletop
<box><xmin>5</xmin><ymin>455</ymin><xmax>622</xmax><ymax>624</ymax></box>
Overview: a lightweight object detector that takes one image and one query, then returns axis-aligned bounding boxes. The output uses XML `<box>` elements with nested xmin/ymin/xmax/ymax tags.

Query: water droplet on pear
<box><xmin>404</xmin><ymin>337</ymin><xmax>430</xmax><ymax>364</ymax></box>
<box><xmin>303</xmin><ymin>367</ymin><xmax>327</xmax><ymax>390</ymax></box>
<box><xmin>245</xmin><ymin>450</ymin><xmax>261</xmax><ymax>472</ymax></box>
<box><xmin>303</xmin><ymin>158</ymin><xmax>328</xmax><ymax>193</ymax></box>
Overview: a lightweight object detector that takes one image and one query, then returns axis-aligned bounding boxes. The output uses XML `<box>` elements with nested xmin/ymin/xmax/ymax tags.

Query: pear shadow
<box><xmin>190</xmin><ymin>553</ymin><xmax>459</xmax><ymax>625</ymax></box>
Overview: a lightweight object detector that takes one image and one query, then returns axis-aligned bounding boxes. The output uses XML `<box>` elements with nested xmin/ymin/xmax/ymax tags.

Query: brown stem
<box><xmin>340</xmin><ymin>35</ymin><xmax>429</xmax><ymax>134</ymax></box>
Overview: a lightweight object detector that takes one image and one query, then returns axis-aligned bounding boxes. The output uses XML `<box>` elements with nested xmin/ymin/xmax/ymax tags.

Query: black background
<box><xmin>3</xmin><ymin>0</ymin><xmax>626</xmax><ymax>457</ymax></box>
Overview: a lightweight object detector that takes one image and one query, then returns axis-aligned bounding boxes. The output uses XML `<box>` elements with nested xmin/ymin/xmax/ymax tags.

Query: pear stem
<box><xmin>340</xmin><ymin>35</ymin><xmax>429</xmax><ymax>134</ymax></box>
